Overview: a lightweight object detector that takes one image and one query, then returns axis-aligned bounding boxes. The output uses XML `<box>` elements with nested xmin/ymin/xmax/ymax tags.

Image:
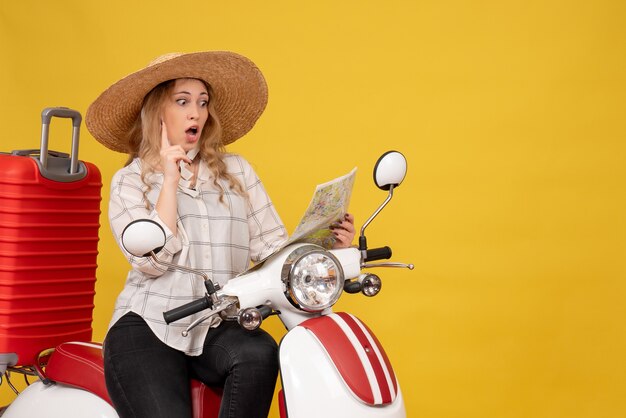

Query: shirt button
<box><xmin>202</xmin><ymin>223</ymin><xmax>208</xmax><ymax>229</ymax></box>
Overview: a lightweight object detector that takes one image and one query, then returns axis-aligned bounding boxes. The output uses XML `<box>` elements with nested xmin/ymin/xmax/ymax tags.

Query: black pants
<box><xmin>103</xmin><ymin>312</ymin><xmax>278</xmax><ymax>418</ymax></box>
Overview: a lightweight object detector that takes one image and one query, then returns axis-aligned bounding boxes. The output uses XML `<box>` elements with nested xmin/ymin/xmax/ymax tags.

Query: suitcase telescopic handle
<box><xmin>40</xmin><ymin>107</ymin><xmax>82</xmax><ymax>174</ymax></box>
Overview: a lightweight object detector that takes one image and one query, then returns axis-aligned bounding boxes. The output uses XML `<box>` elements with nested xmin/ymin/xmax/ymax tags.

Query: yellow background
<box><xmin>1</xmin><ymin>1</ymin><xmax>625</xmax><ymax>417</ymax></box>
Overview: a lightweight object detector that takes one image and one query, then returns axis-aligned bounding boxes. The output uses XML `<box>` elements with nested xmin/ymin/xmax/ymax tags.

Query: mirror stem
<box><xmin>149</xmin><ymin>251</ymin><xmax>208</xmax><ymax>280</ymax></box>
<box><xmin>359</xmin><ymin>185</ymin><xmax>395</xmax><ymax>258</ymax></box>
<box><xmin>149</xmin><ymin>252</ymin><xmax>219</xmax><ymax>304</ymax></box>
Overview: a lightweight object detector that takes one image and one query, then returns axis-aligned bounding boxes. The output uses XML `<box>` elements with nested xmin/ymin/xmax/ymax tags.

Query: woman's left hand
<box><xmin>331</xmin><ymin>213</ymin><xmax>356</xmax><ymax>249</ymax></box>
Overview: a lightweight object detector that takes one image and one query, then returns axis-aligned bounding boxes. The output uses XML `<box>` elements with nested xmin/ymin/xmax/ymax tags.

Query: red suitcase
<box><xmin>0</xmin><ymin>108</ymin><xmax>102</xmax><ymax>368</ymax></box>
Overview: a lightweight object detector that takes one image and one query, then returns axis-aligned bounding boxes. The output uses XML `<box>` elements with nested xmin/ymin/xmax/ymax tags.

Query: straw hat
<box><xmin>86</xmin><ymin>51</ymin><xmax>268</xmax><ymax>153</ymax></box>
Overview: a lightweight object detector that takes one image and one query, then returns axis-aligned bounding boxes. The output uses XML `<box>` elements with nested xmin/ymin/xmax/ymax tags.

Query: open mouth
<box><xmin>185</xmin><ymin>126</ymin><xmax>199</xmax><ymax>143</ymax></box>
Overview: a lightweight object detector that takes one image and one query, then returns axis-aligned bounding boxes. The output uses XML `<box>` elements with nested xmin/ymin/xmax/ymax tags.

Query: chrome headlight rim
<box><xmin>281</xmin><ymin>244</ymin><xmax>345</xmax><ymax>312</ymax></box>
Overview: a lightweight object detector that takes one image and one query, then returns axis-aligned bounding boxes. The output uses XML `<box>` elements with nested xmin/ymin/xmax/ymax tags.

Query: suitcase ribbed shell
<box><xmin>0</xmin><ymin>155</ymin><xmax>102</xmax><ymax>366</ymax></box>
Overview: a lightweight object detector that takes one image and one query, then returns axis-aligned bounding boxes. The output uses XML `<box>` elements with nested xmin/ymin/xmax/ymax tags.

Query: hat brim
<box><xmin>85</xmin><ymin>51</ymin><xmax>268</xmax><ymax>153</ymax></box>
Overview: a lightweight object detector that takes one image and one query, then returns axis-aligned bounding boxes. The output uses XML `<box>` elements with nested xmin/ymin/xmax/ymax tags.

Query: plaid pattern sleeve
<box><xmin>237</xmin><ymin>156</ymin><xmax>288</xmax><ymax>262</ymax></box>
<box><xmin>108</xmin><ymin>160</ymin><xmax>183</xmax><ymax>276</ymax></box>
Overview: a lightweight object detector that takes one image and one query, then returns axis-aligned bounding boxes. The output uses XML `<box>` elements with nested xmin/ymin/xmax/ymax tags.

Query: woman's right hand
<box><xmin>160</xmin><ymin>121</ymin><xmax>191</xmax><ymax>185</ymax></box>
<box><xmin>155</xmin><ymin>121</ymin><xmax>190</xmax><ymax>235</ymax></box>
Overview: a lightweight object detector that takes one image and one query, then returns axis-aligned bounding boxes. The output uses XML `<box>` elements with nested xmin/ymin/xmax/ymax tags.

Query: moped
<box><xmin>0</xmin><ymin>151</ymin><xmax>412</xmax><ymax>418</ymax></box>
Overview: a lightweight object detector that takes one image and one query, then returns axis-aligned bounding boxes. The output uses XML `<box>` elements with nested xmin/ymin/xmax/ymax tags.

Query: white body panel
<box><xmin>222</xmin><ymin>244</ymin><xmax>363</xmax><ymax>330</ymax></box>
<box><xmin>329</xmin><ymin>247</ymin><xmax>362</xmax><ymax>280</ymax></box>
<box><xmin>279</xmin><ymin>326</ymin><xmax>406</xmax><ymax>418</ymax></box>
<box><xmin>3</xmin><ymin>381</ymin><xmax>118</xmax><ymax>418</ymax></box>
<box><xmin>221</xmin><ymin>250</ymin><xmax>312</xmax><ymax>329</ymax></box>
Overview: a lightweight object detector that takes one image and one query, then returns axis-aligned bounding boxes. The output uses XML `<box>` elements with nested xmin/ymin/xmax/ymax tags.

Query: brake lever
<box><xmin>361</xmin><ymin>262</ymin><xmax>414</xmax><ymax>270</ymax></box>
<box><xmin>181</xmin><ymin>299</ymin><xmax>236</xmax><ymax>337</ymax></box>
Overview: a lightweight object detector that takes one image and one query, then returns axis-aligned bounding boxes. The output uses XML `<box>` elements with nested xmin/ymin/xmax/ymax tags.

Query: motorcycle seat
<box><xmin>44</xmin><ymin>341</ymin><xmax>222</xmax><ymax>418</ymax></box>
<box><xmin>45</xmin><ymin>341</ymin><xmax>110</xmax><ymax>403</ymax></box>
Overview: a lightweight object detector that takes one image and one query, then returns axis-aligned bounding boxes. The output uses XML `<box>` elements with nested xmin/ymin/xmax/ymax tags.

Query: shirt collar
<box><xmin>179</xmin><ymin>148</ymin><xmax>202</xmax><ymax>197</ymax></box>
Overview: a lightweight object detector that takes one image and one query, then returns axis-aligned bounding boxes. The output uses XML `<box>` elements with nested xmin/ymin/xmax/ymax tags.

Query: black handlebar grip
<box><xmin>365</xmin><ymin>246</ymin><xmax>392</xmax><ymax>261</ymax></box>
<box><xmin>163</xmin><ymin>297</ymin><xmax>212</xmax><ymax>324</ymax></box>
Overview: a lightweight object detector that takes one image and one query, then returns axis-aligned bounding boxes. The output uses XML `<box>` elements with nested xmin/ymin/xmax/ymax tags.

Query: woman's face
<box><xmin>161</xmin><ymin>78</ymin><xmax>209</xmax><ymax>152</ymax></box>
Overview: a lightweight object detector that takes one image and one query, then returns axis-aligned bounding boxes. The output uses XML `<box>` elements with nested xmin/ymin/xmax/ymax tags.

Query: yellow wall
<box><xmin>2</xmin><ymin>1</ymin><xmax>625</xmax><ymax>417</ymax></box>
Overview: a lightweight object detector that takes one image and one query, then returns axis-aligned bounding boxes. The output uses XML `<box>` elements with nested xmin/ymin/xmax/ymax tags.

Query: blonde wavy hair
<box><xmin>124</xmin><ymin>79</ymin><xmax>247</xmax><ymax>206</ymax></box>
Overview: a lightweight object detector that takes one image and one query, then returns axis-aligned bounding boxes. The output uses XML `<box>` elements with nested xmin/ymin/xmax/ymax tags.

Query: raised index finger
<box><xmin>160</xmin><ymin>121</ymin><xmax>170</xmax><ymax>149</ymax></box>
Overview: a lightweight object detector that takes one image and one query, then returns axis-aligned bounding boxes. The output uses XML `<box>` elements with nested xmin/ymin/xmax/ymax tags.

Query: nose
<box><xmin>188</xmin><ymin>104</ymin><xmax>200</xmax><ymax>120</ymax></box>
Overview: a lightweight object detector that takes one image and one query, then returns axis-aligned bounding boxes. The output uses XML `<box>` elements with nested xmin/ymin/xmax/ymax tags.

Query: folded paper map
<box><xmin>245</xmin><ymin>167</ymin><xmax>357</xmax><ymax>269</ymax></box>
<box><xmin>287</xmin><ymin>167</ymin><xmax>357</xmax><ymax>248</ymax></box>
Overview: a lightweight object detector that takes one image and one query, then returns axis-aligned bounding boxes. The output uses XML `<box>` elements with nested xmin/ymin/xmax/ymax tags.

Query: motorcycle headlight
<box><xmin>281</xmin><ymin>245</ymin><xmax>345</xmax><ymax>312</ymax></box>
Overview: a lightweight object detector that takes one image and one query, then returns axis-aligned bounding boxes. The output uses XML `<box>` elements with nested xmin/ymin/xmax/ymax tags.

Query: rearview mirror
<box><xmin>359</xmin><ymin>150</ymin><xmax>409</xmax><ymax>254</ymax></box>
<box><xmin>373</xmin><ymin>151</ymin><xmax>407</xmax><ymax>190</ymax></box>
<box><xmin>121</xmin><ymin>219</ymin><xmax>166</xmax><ymax>257</ymax></box>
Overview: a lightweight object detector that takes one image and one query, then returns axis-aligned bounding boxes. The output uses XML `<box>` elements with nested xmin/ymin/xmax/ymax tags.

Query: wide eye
<box><xmin>199</xmin><ymin>99</ymin><xmax>208</xmax><ymax>107</ymax></box>
<box><xmin>176</xmin><ymin>98</ymin><xmax>187</xmax><ymax>106</ymax></box>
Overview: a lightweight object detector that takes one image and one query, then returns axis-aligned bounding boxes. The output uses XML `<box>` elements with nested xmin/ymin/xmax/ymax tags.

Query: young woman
<box><xmin>85</xmin><ymin>52</ymin><xmax>355</xmax><ymax>418</ymax></box>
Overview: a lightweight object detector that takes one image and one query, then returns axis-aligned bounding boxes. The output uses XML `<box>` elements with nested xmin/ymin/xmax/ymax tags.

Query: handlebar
<box><xmin>365</xmin><ymin>246</ymin><xmax>392</xmax><ymax>261</ymax></box>
<box><xmin>163</xmin><ymin>297</ymin><xmax>212</xmax><ymax>324</ymax></box>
